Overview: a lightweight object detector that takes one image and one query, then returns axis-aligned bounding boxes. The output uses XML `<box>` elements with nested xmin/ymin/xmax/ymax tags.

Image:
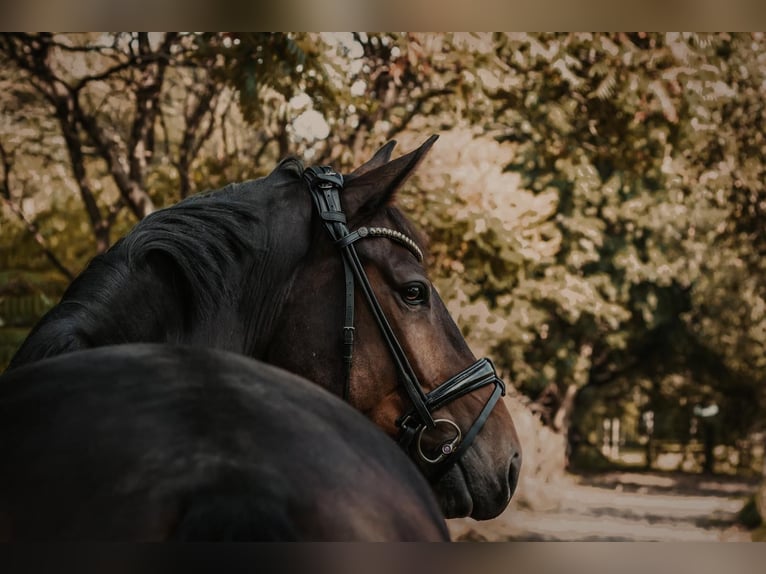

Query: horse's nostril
<box><xmin>508</xmin><ymin>451</ymin><xmax>522</xmax><ymax>499</ymax></box>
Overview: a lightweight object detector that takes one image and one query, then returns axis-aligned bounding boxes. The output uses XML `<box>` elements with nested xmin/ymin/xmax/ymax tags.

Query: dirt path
<box><xmin>448</xmin><ymin>471</ymin><xmax>758</xmax><ymax>541</ymax></box>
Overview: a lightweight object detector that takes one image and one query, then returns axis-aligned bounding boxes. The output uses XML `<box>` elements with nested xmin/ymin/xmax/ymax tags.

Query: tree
<box><xmin>405</xmin><ymin>33</ymin><xmax>766</xmax><ymax>467</ymax></box>
<box><xmin>0</xmin><ymin>32</ymin><xmax>329</xmax><ymax>267</ymax></box>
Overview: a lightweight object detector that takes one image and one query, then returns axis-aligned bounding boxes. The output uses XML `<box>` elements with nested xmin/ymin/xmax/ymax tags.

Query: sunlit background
<box><xmin>1</xmin><ymin>32</ymin><xmax>765</xmax><ymax>541</ymax></box>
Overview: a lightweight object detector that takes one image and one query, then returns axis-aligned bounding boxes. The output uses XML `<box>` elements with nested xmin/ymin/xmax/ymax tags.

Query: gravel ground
<box><xmin>448</xmin><ymin>471</ymin><xmax>758</xmax><ymax>541</ymax></box>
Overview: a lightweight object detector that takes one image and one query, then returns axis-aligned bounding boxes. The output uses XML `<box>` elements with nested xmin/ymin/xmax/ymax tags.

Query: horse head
<box><xmin>6</xmin><ymin>135</ymin><xmax>521</xmax><ymax>521</ymax></box>
<box><xmin>267</xmin><ymin>137</ymin><xmax>522</xmax><ymax>519</ymax></box>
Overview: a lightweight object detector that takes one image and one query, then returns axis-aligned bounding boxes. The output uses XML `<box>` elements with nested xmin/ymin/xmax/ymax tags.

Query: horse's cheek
<box><xmin>369</xmin><ymin>393</ymin><xmax>406</xmax><ymax>438</ymax></box>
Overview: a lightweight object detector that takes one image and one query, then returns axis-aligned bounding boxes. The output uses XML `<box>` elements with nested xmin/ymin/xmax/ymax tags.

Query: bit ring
<box><xmin>416</xmin><ymin>419</ymin><xmax>462</xmax><ymax>463</ymax></box>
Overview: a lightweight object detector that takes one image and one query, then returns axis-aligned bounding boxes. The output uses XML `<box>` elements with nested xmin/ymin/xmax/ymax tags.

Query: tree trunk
<box><xmin>644</xmin><ymin>436</ymin><xmax>654</xmax><ymax>470</ymax></box>
<box><xmin>757</xmin><ymin>439</ymin><xmax>766</xmax><ymax>521</ymax></box>
<box><xmin>701</xmin><ymin>419</ymin><xmax>715</xmax><ymax>474</ymax></box>
<box><xmin>552</xmin><ymin>383</ymin><xmax>578</xmax><ymax>432</ymax></box>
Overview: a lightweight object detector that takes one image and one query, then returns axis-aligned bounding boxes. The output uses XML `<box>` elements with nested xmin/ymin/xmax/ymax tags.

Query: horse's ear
<box><xmin>349</xmin><ymin>140</ymin><xmax>398</xmax><ymax>178</ymax></box>
<box><xmin>343</xmin><ymin>135</ymin><xmax>438</xmax><ymax>221</ymax></box>
<box><xmin>271</xmin><ymin>157</ymin><xmax>304</xmax><ymax>180</ymax></box>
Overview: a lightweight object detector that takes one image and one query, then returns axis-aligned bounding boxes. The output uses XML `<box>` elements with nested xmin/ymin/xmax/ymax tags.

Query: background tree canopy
<box><xmin>1</xmin><ymin>33</ymin><xmax>764</xmax><ymax>482</ymax></box>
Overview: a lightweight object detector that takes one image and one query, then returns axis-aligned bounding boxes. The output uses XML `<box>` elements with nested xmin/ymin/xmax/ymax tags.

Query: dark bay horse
<box><xmin>0</xmin><ymin>345</ymin><xmax>449</xmax><ymax>540</ymax></box>
<box><xmin>7</xmin><ymin>136</ymin><xmax>521</xmax><ymax>519</ymax></box>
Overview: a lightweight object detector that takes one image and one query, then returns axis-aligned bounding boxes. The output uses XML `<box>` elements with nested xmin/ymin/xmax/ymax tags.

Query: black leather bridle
<box><xmin>304</xmin><ymin>165</ymin><xmax>506</xmax><ymax>477</ymax></box>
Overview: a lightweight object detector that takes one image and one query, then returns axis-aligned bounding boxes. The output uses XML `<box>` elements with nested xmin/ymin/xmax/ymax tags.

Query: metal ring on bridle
<box><xmin>416</xmin><ymin>419</ymin><xmax>462</xmax><ymax>464</ymax></box>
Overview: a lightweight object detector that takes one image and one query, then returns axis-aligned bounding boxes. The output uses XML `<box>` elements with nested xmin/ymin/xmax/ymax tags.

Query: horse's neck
<box><xmin>8</xmin><ymin>182</ymin><xmax>312</xmax><ymax>370</ymax></box>
<box><xmin>6</xmin><ymin>254</ymin><xmax>188</xmax><ymax>368</ymax></box>
<box><xmin>91</xmin><ymin>234</ymin><xmax>299</xmax><ymax>356</ymax></box>
<box><xmin>11</xmin><ymin>242</ymin><xmax>294</xmax><ymax>367</ymax></box>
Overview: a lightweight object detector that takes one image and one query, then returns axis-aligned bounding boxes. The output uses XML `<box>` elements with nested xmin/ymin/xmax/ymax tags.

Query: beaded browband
<box><xmin>354</xmin><ymin>226</ymin><xmax>424</xmax><ymax>262</ymax></box>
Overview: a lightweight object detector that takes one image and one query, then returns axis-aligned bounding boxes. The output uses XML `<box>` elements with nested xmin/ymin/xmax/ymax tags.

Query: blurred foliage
<box><xmin>196</xmin><ymin>33</ymin><xmax>334</xmax><ymax>124</ymax></box>
<box><xmin>403</xmin><ymin>34</ymin><xmax>766</xmax><ymax>458</ymax></box>
<box><xmin>1</xmin><ymin>33</ymin><xmax>765</xmax><ymax>477</ymax></box>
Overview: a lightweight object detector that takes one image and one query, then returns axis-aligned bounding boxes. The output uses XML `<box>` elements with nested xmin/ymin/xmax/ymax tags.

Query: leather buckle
<box><xmin>396</xmin><ymin>413</ymin><xmax>422</xmax><ymax>450</ymax></box>
<box><xmin>306</xmin><ymin>166</ymin><xmax>344</xmax><ymax>189</ymax></box>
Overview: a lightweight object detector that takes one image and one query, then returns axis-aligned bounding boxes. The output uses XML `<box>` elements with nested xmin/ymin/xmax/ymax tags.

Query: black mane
<box><xmin>6</xmin><ymin>169</ymin><xmax>309</xmax><ymax>370</ymax></box>
<box><xmin>124</xmin><ymin>158</ymin><xmax>305</xmax><ymax>310</ymax></box>
<box><xmin>121</xmin><ymin>182</ymin><xmax>267</xmax><ymax>312</ymax></box>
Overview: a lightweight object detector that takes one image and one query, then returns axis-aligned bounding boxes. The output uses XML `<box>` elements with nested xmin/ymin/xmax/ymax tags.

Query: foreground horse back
<box><xmin>0</xmin><ymin>345</ymin><xmax>448</xmax><ymax>541</ymax></box>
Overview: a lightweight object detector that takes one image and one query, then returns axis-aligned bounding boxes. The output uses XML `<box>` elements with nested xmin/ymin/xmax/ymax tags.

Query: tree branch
<box><xmin>0</xmin><ymin>141</ymin><xmax>74</xmax><ymax>281</ymax></box>
<box><xmin>174</xmin><ymin>76</ymin><xmax>218</xmax><ymax>198</ymax></box>
<box><xmin>127</xmin><ymin>33</ymin><xmax>177</xmax><ymax>192</ymax></box>
<box><xmin>385</xmin><ymin>87</ymin><xmax>454</xmax><ymax>140</ymax></box>
<box><xmin>73</xmin><ymin>96</ymin><xmax>154</xmax><ymax>220</ymax></box>
<box><xmin>53</xmin><ymin>94</ymin><xmax>111</xmax><ymax>253</ymax></box>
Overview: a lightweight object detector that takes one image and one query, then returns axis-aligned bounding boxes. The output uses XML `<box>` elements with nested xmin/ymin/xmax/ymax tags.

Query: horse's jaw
<box><xmin>431</xmin><ymin>458</ymin><xmax>514</xmax><ymax>520</ymax></box>
<box><xmin>431</xmin><ymin>463</ymin><xmax>473</xmax><ymax>518</ymax></box>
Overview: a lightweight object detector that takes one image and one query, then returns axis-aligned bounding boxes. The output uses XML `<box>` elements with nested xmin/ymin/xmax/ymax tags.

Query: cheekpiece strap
<box><xmin>304</xmin><ymin>166</ymin><xmax>354</xmax><ymax>398</ymax></box>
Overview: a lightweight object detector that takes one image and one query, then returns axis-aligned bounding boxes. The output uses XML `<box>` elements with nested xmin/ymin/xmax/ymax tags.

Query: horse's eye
<box><xmin>401</xmin><ymin>283</ymin><xmax>428</xmax><ymax>306</ymax></box>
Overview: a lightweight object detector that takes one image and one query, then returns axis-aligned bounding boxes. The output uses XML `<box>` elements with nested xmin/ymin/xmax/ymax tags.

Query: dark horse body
<box><xmin>7</xmin><ymin>137</ymin><xmax>521</xmax><ymax>524</ymax></box>
<box><xmin>0</xmin><ymin>345</ymin><xmax>448</xmax><ymax>540</ymax></box>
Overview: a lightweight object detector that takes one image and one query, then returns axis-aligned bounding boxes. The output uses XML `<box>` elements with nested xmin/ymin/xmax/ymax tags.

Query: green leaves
<box><xmin>195</xmin><ymin>33</ymin><xmax>334</xmax><ymax>125</ymax></box>
<box><xmin>404</xmin><ymin>33</ymin><xmax>766</xmax><ymax>447</ymax></box>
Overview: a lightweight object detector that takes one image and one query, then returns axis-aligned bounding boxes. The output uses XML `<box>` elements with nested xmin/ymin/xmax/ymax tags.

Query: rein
<box><xmin>304</xmin><ymin>166</ymin><xmax>505</xmax><ymax>476</ymax></box>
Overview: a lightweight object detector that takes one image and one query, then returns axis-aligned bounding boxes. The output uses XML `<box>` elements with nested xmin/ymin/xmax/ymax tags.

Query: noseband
<box><xmin>304</xmin><ymin>166</ymin><xmax>505</xmax><ymax>477</ymax></box>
